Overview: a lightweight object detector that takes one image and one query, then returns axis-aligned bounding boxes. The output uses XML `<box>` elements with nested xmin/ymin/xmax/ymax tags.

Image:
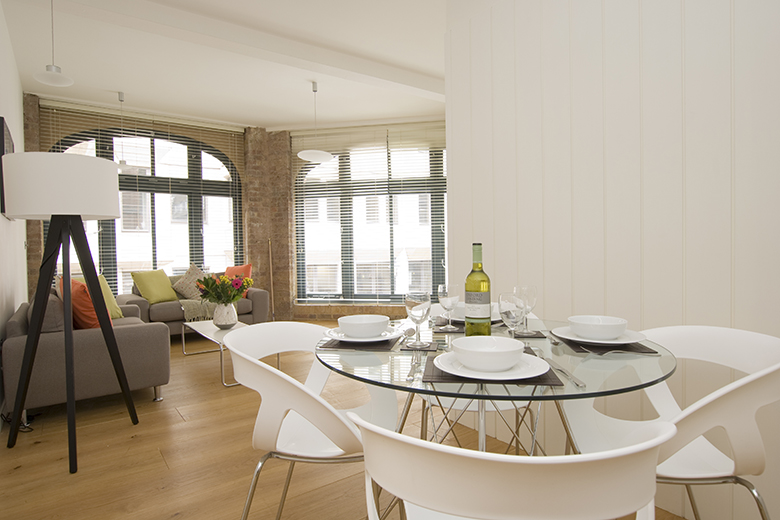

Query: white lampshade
<box><xmin>1</xmin><ymin>152</ymin><xmax>119</xmax><ymax>220</ymax></box>
<box><xmin>297</xmin><ymin>149</ymin><xmax>334</xmax><ymax>163</ymax></box>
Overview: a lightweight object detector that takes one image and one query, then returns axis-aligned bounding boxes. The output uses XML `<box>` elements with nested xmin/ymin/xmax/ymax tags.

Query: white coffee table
<box><xmin>181</xmin><ymin>320</ymin><xmax>247</xmax><ymax>387</ymax></box>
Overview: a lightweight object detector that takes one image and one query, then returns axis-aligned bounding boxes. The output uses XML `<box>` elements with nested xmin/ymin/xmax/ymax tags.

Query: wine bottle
<box><xmin>465</xmin><ymin>243</ymin><xmax>491</xmax><ymax>336</ymax></box>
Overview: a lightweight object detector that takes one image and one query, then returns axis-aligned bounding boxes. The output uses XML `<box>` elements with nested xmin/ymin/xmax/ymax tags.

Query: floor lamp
<box><xmin>1</xmin><ymin>152</ymin><xmax>138</xmax><ymax>473</ymax></box>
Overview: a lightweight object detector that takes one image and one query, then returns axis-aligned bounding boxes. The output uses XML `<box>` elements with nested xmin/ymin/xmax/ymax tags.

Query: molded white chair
<box><xmin>223</xmin><ymin>321</ymin><xmax>398</xmax><ymax>520</ymax></box>
<box><xmin>562</xmin><ymin>325</ymin><xmax>780</xmax><ymax>520</ymax></box>
<box><xmin>348</xmin><ymin>411</ymin><xmax>676</xmax><ymax>520</ymax></box>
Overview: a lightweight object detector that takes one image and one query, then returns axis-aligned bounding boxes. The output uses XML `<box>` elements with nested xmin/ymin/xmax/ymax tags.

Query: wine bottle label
<box><xmin>465</xmin><ymin>292</ymin><xmax>490</xmax><ymax>319</ymax></box>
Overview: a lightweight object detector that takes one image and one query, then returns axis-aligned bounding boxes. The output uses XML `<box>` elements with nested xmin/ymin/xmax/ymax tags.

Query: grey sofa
<box><xmin>2</xmin><ymin>295</ymin><xmax>171</xmax><ymax>413</ymax></box>
<box><xmin>116</xmin><ymin>273</ymin><xmax>270</xmax><ymax>336</ymax></box>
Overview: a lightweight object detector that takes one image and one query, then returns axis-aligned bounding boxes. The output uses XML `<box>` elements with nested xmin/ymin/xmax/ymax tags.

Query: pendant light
<box><xmin>297</xmin><ymin>81</ymin><xmax>333</xmax><ymax>163</ymax></box>
<box><xmin>34</xmin><ymin>0</ymin><xmax>74</xmax><ymax>87</ymax></box>
<box><xmin>115</xmin><ymin>92</ymin><xmax>147</xmax><ymax>175</ymax></box>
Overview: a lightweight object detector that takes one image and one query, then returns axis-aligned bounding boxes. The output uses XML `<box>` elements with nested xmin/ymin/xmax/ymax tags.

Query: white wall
<box><xmin>0</xmin><ymin>1</ymin><xmax>29</xmax><ymax>419</ymax></box>
<box><xmin>446</xmin><ymin>1</ymin><xmax>780</xmax><ymax>518</ymax></box>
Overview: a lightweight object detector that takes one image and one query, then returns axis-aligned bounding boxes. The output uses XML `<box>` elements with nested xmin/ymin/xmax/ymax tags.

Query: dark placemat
<box><xmin>422</xmin><ymin>349</ymin><xmax>563</xmax><ymax>386</ymax></box>
<box><xmin>552</xmin><ymin>335</ymin><xmax>658</xmax><ymax>355</ymax></box>
<box><xmin>509</xmin><ymin>330</ymin><xmax>547</xmax><ymax>339</ymax></box>
<box><xmin>318</xmin><ymin>337</ymin><xmax>402</xmax><ymax>352</ymax></box>
<box><xmin>400</xmin><ymin>340</ymin><xmax>439</xmax><ymax>352</ymax></box>
<box><xmin>433</xmin><ymin>324</ymin><xmax>465</xmax><ymax>333</ymax></box>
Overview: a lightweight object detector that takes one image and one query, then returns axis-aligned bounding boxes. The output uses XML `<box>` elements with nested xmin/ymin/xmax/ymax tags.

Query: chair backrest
<box><xmin>349</xmin><ymin>412</ymin><xmax>676</xmax><ymax>520</ymax></box>
<box><xmin>224</xmin><ymin>322</ymin><xmax>363</xmax><ymax>455</ymax></box>
<box><xmin>643</xmin><ymin>326</ymin><xmax>780</xmax><ymax>475</ymax></box>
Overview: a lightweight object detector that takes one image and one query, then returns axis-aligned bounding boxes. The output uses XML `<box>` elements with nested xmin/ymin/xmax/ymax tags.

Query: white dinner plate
<box><xmin>551</xmin><ymin>326</ymin><xmax>646</xmax><ymax>345</ymax></box>
<box><xmin>325</xmin><ymin>327</ymin><xmax>404</xmax><ymax>343</ymax></box>
<box><xmin>433</xmin><ymin>351</ymin><xmax>550</xmax><ymax>381</ymax></box>
<box><xmin>449</xmin><ymin>302</ymin><xmax>502</xmax><ymax>324</ymax></box>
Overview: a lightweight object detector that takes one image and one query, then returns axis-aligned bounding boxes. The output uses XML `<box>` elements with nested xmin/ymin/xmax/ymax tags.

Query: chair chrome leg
<box><xmin>241</xmin><ymin>453</ymin><xmax>272</xmax><ymax>520</ymax></box>
<box><xmin>685</xmin><ymin>484</ymin><xmax>701</xmax><ymax>520</ymax></box>
<box><xmin>734</xmin><ymin>476</ymin><xmax>771</xmax><ymax>520</ymax></box>
<box><xmin>276</xmin><ymin>461</ymin><xmax>296</xmax><ymax>520</ymax></box>
<box><xmin>153</xmin><ymin>386</ymin><xmax>163</xmax><ymax>402</ymax></box>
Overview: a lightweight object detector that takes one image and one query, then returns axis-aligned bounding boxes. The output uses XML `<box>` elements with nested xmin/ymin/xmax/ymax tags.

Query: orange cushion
<box><xmin>58</xmin><ymin>277</ymin><xmax>110</xmax><ymax>329</ymax></box>
<box><xmin>224</xmin><ymin>264</ymin><xmax>252</xmax><ymax>298</ymax></box>
<box><xmin>224</xmin><ymin>263</ymin><xmax>252</xmax><ymax>279</ymax></box>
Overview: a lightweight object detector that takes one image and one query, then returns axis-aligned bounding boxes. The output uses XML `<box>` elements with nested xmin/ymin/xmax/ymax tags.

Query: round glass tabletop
<box><xmin>316</xmin><ymin>318</ymin><xmax>677</xmax><ymax>401</ymax></box>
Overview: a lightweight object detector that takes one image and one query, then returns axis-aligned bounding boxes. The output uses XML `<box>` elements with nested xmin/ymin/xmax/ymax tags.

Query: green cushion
<box><xmin>132</xmin><ymin>270</ymin><xmax>179</xmax><ymax>305</ymax></box>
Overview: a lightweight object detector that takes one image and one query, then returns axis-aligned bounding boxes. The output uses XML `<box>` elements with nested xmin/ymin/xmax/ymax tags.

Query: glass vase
<box><xmin>213</xmin><ymin>303</ymin><xmax>238</xmax><ymax>329</ymax></box>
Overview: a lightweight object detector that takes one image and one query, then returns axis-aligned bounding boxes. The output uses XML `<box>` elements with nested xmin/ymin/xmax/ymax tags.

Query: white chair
<box><xmin>223</xmin><ymin>321</ymin><xmax>398</xmax><ymax>520</ymax></box>
<box><xmin>562</xmin><ymin>325</ymin><xmax>780</xmax><ymax>520</ymax></box>
<box><xmin>348</xmin><ymin>411</ymin><xmax>677</xmax><ymax>520</ymax></box>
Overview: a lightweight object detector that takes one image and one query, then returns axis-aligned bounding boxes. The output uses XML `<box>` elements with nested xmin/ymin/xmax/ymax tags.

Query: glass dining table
<box><xmin>315</xmin><ymin>317</ymin><xmax>677</xmax><ymax>454</ymax></box>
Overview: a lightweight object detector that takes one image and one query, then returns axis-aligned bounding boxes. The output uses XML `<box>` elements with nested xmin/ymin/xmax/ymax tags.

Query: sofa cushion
<box><xmin>68</xmin><ymin>274</ymin><xmax>124</xmax><ymax>320</ymax></box>
<box><xmin>132</xmin><ymin>270</ymin><xmax>179</xmax><ymax>305</ymax></box>
<box><xmin>172</xmin><ymin>263</ymin><xmax>206</xmax><ymax>300</ymax></box>
<box><xmin>6</xmin><ymin>302</ymin><xmax>31</xmax><ymax>339</ymax></box>
<box><xmin>26</xmin><ymin>293</ymin><xmax>65</xmax><ymax>333</ymax></box>
<box><xmin>225</xmin><ymin>263</ymin><xmax>252</xmax><ymax>279</ymax></box>
<box><xmin>149</xmin><ymin>300</ymin><xmax>185</xmax><ymax>322</ymax></box>
<box><xmin>70</xmin><ymin>278</ymin><xmax>105</xmax><ymax>329</ymax></box>
<box><xmin>112</xmin><ymin>316</ymin><xmax>145</xmax><ymax>327</ymax></box>
<box><xmin>235</xmin><ymin>297</ymin><xmax>252</xmax><ymax>315</ymax></box>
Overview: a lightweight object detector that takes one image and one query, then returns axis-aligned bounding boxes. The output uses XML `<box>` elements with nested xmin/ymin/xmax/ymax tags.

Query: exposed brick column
<box><xmin>23</xmin><ymin>94</ymin><xmax>43</xmax><ymax>301</ymax></box>
<box><xmin>244</xmin><ymin>127</ymin><xmax>292</xmax><ymax>320</ymax></box>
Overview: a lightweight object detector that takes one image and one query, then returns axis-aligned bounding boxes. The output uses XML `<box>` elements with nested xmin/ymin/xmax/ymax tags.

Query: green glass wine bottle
<box><xmin>465</xmin><ymin>243</ymin><xmax>491</xmax><ymax>336</ymax></box>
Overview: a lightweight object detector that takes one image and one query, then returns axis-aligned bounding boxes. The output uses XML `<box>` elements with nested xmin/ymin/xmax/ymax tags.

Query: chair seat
<box><xmin>657</xmin><ymin>437</ymin><xmax>735</xmax><ymax>480</ymax></box>
<box><xmin>276</xmin><ymin>412</ymin><xmax>354</xmax><ymax>458</ymax></box>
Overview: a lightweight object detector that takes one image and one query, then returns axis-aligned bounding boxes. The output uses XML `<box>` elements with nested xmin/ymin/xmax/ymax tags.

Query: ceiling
<box><xmin>2</xmin><ymin>0</ymin><xmax>447</xmax><ymax>131</ymax></box>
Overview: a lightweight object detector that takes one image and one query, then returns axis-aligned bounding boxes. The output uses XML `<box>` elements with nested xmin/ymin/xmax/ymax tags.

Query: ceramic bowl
<box><xmin>337</xmin><ymin>315</ymin><xmax>390</xmax><ymax>338</ymax></box>
<box><xmin>450</xmin><ymin>336</ymin><xmax>525</xmax><ymax>372</ymax></box>
<box><xmin>567</xmin><ymin>315</ymin><xmax>627</xmax><ymax>341</ymax></box>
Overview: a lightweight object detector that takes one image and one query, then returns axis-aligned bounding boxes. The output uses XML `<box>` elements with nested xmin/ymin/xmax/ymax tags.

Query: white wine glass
<box><xmin>514</xmin><ymin>285</ymin><xmax>538</xmax><ymax>336</ymax></box>
<box><xmin>437</xmin><ymin>283</ymin><xmax>460</xmax><ymax>332</ymax></box>
<box><xmin>499</xmin><ymin>292</ymin><xmax>526</xmax><ymax>337</ymax></box>
<box><xmin>404</xmin><ymin>292</ymin><xmax>431</xmax><ymax>348</ymax></box>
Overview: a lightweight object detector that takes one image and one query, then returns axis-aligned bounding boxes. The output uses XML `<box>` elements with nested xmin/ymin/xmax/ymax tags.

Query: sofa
<box><xmin>2</xmin><ymin>293</ymin><xmax>171</xmax><ymax>414</ymax></box>
<box><xmin>115</xmin><ymin>269</ymin><xmax>270</xmax><ymax>336</ymax></box>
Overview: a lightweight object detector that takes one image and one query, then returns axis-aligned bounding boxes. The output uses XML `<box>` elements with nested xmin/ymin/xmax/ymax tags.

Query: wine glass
<box><xmin>404</xmin><ymin>292</ymin><xmax>431</xmax><ymax>348</ymax></box>
<box><xmin>499</xmin><ymin>292</ymin><xmax>526</xmax><ymax>337</ymax></box>
<box><xmin>514</xmin><ymin>285</ymin><xmax>538</xmax><ymax>336</ymax></box>
<box><xmin>437</xmin><ymin>283</ymin><xmax>460</xmax><ymax>332</ymax></box>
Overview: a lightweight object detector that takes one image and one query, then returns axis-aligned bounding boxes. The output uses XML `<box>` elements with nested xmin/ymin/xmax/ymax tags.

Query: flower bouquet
<box><xmin>197</xmin><ymin>274</ymin><xmax>254</xmax><ymax>304</ymax></box>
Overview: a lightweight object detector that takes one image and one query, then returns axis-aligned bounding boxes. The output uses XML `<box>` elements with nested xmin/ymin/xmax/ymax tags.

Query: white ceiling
<box><xmin>2</xmin><ymin>0</ymin><xmax>447</xmax><ymax>131</ymax></box>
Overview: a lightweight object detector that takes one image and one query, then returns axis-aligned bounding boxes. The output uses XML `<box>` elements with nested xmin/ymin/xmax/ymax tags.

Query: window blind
<box><xmin>39</xmin><ymin>101</ymin><xmax>245</xmax><ymax>295</ymax></box>
<box><xmin>292</xmin><ymin>121</ymin><xmax>447</xmax><ymax>303</ymax></box>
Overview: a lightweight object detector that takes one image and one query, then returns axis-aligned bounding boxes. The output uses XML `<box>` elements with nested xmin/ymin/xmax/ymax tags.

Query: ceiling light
<box><xmin>297</xmin><ymin>81</ymin><xmax>333</xmax><ymax>164</ymax></box>
<box><xmin>34</xmin><ymin>0</ymin><xmax>73</xmax><ymax>87</ymax></box>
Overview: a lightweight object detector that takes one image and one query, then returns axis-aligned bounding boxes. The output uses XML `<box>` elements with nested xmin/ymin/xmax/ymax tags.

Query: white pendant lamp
<box><xmin>115</xmin><ymin>92</ymin><xmax>148</xmax><ymax>175</ymax></box>
<box><xmin>34</xmin><ymin>0</ymin><xmax>74</xmax><ymax>87</ymax></box>
<box><xmin>297</xmin><ymin>81</ymin><xmax>333</xmax><ymax>163</ymax></box>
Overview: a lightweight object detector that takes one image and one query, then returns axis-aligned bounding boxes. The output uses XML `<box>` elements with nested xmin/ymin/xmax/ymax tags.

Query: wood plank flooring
<box><xmin>1</xmin><ymin>326</ymin><xmax>684</xmax><ymax>520</ymax></box>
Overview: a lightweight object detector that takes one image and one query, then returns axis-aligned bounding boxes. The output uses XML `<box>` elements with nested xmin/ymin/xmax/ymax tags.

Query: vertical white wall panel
<box><xmin>490</xmin><ymin>0</ymin><xmax>519</xmax><ymax>292</ymax></box>
<box><xmin>684</xmin><ymin>0</ymin><xmax>733</xmax><ymax>327</ymax></box>
<box><xmin>733</xmin><ymin>0</ymin><xmax>780</xmax><ymax>338</ymax></box>
<box><xmin>514</xmin><ymin>0</ymin><xmax>546</xmax><ymax>312</ymax></box>
<box><xmin>603</xmin><ymin>0</ymin><xmax>642</xmax><ymax>328</ymax></box>
<box><xmin>540</xmin><ymin>0</ymin><xmax>573</xmax><ymax>322</ymax></box>
<box><xmin>570</xmin><ymin>0</ymin><xmax>606</xmax><ymax>316</ymax></box>
<box><xmin>640</xmin><ymin>0</ymin><xmax>685</xmax><ymax>330</ymax></box>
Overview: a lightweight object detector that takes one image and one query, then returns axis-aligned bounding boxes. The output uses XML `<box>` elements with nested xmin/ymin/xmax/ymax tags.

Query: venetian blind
<box><xmin>291</xmin><ymin>121</ymin><xmax>447</xmax><ymax>303</ymax></box>
<box><xmin>38</xmin><ymin>101</ymin><xmax>245</xmax><ymax>295</ymax></box>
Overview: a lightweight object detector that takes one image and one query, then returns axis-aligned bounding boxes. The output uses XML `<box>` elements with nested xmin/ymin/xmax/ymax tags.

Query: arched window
<box><xmin>48</xmin><ymin>128</ymin><xmax>243</xmax><ymax>295</ymax></box>
<box><xmin>293</xmin><ymin>123</ymin><xmax>447</xmax><ymax>303</ymax></box>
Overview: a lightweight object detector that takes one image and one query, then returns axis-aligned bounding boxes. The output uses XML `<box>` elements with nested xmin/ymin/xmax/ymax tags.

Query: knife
<box><xmin>543</xmin><ymin>357</ymin><xmax>586</xmax><ymax>388</ymax></box>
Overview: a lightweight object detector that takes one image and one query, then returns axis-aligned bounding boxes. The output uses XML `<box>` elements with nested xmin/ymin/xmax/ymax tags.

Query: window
<box><xmin>293</xmin><ymin>122</ymin><xmax>447</xmax><ymax>303</ymax></box>
<box><xmin>41</xmin><ymin>105</ymin><xmax>245</xmax><ymax>294</ymax></box>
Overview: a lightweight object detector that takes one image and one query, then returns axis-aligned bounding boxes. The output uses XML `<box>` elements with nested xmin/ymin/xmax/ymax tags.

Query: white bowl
<box><xmin>450</xmin><ymin>336</ymin><xmax>525</xmax><ymax>372</ymax></box>
<box><xmin>337</xmin><ymin>315</ymin><xmax>390</xmax><ymax>338</ymax></box>
<box><xmin>567</xmin><ymin>315</ymin><xmax>627</xmax><ymax>341</ymax></box>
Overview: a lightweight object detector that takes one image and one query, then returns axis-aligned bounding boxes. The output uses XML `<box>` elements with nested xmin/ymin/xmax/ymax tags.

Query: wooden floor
<box><xmin>1</xmin><ymin>327</ymin><xmax>685</xmax><ymax>520</ymax></box>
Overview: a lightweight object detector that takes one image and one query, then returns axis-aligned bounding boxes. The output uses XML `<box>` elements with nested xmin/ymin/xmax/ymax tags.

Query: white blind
<box><xmin>292</xmin><ymin>122</ymin><xmax>447</xmax><ymax>303</ymax></box>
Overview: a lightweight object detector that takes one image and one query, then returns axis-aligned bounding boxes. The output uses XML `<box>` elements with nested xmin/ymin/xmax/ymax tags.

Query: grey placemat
<box><xmin>318</xmin><ymin>337</ymin><xmax>402</xmax><ymax>352</ymax></box>
<box><xmin>552</xmin><ymin>334</ymin><xmax>658</xmax><ymax>355</ymax></box>
<box><xmin>400</xmin><ymin>340</ymin><xmax>439</xmax><ymax>352</ymax></box>
<box><xmin>422</xmin><ymin>348</ymin><xmax>564</xmax><ymax>386</ymax></box>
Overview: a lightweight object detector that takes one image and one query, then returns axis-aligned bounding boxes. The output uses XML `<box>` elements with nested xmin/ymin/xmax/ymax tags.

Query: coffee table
<box><xmin>182</xmin><ymin>320</ymin><xmax>247</xmax><ymax>387</ymax></box>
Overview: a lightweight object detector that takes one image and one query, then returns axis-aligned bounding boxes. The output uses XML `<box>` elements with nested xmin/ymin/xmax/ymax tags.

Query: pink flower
<box><xmin>232</xmin><ymin>278</ymin><xmax>243</xmax><ymax>289</ymax></box>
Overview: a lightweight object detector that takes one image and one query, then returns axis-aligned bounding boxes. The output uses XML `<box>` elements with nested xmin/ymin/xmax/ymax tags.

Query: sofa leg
<box><xmin>153</xmin><ymin>386</ymin><xmax>163</xmax><ymax>402</ymax></box>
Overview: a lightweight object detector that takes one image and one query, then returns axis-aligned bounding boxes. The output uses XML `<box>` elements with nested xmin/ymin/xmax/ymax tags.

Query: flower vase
<box><xmin>213</xmin><ymin>303</ymin><xmax>238</xmax><ymax>329</ymax></box>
